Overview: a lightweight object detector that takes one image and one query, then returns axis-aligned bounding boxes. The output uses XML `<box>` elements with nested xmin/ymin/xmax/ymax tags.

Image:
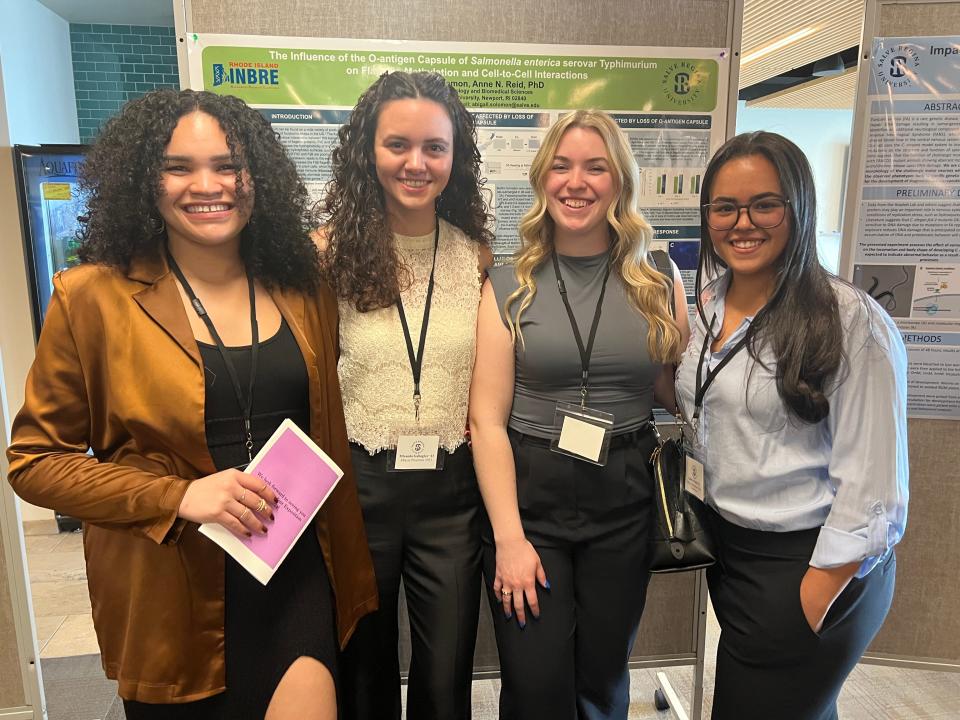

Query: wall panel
<box><xmin>842</xmin><ymin>0</ymin><xmax>960</xmax><ymax>669</ymax></box>
<box><xmin>188</xmin><ymin>0</ymin><xmax>730</xmax><ymax>48</ymax></box>
<box><xmin>184</xmin><ymin>0</ymin><xmax>739</xmax><ymax>684</ymax></box>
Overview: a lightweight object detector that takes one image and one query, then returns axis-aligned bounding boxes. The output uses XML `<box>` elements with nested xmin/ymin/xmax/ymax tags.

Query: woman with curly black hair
<box><xmin>6</xmin><ymin>88</ymin><xmax>377</xmax><ymax>719</ymax></box>
<box><xmin>319</xmin><ymin>71</ymin><xmax>492</xmax><ymax>720</ymax></box>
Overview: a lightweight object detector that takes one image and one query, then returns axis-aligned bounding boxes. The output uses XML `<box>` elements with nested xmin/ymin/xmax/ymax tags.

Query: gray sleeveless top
<box><xmin>488</xmin><ymin>250</ymin><xmax>660</xmax><ymax>438</ymax></box>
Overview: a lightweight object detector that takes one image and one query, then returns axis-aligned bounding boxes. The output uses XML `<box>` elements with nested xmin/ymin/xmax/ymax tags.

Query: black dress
<box><xmin>123</xmin><ymin>318</ymin><xmax>338</xmax><ymax>719</ymax></box>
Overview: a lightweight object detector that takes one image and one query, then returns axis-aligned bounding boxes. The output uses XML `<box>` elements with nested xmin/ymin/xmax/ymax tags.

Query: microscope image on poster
<box><xmin>853</xmin><ymin>264</ymin><xmax>916</xmax><ymax>318</ymax></box>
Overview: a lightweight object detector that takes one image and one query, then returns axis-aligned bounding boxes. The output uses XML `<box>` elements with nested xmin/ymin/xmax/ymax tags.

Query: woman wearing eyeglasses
<box><xmin>675</xmin><ymin>131</ymin><xmax>908</xmax><ymax>720</ymax></box>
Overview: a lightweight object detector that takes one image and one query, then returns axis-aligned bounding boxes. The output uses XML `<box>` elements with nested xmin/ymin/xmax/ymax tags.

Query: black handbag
<box><xmin>646</xmin><ymin>248</ymin><xmax>716</xmax><ymax>573</ymax></box>
<box><xmin>648</xmin><ymin>423</ymin><xmax>716</xmax><ymax>573</ymax></box>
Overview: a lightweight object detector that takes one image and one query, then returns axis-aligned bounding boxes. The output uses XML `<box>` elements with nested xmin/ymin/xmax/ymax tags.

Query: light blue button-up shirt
<box><xmin>675</xmin><ymin>272</ymin><xmax>909</xmax><ymax>577</ymax></box>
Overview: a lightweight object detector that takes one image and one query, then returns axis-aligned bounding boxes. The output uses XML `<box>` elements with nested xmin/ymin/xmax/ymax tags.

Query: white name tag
<box><xmin>557</xmin><ymin>415</ymin><xmax>606</xmax><ymax>463</ymax></box>
<box><xmin>393</xmin><ymin>435</ymin><xmax>441</xmax><ymax>471</ymax></box>
<box><xmin>684</xmin><ymin>454</ymin><xmax>705</xmax><ymax>501</ymax></box>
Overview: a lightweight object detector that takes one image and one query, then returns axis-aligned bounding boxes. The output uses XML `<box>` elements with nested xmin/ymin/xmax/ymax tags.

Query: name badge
<box><xmin>684</xmin><ymin>454</ymin><xmax>705</xmax><ymax>501</ymax></box>
<box><xmin>390</xmin><ymin>435</ymin><xmax>443</xmax><ymax>472</ymax></box>
<box><xmin>550</xmin><ymin>402</ymin><xmax>614</xmax><ymax>466</ymax></box>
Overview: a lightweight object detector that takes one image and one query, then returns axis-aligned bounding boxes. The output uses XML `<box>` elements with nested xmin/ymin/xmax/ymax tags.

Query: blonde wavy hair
<box><xmin>503</xmin><ymin>110</ymin><xmax>682</xmax><ymax>363</ymax></box>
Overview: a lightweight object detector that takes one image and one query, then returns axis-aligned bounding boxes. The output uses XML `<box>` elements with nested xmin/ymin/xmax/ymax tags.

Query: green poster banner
<box><xmin>202</xmin><ymin>45</ymin><xmax>718</xmax><ymax>112</ymax></box>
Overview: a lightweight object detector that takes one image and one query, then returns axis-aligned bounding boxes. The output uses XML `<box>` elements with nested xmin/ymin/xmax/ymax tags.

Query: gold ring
<box><xmin>239</xmin><ymin>508</ymin><xmax>250</xmax><ymax>522</ymax></box>
<box><xmin>256</xmin><ymin>498</ymin><xmax>267</xmax><ymax>514</ymax></box>
<box><xmin>239</xmin><ymin>489</ymin><xmax>247</xmax><ymax>504</ymax></box>
<box><xmin>259</xmin><ymin>481</ymin><xmax>268</xmax><ymax>493</ymax></box>
<box><xmin>501</xmin><ymin>589</ymin><xmax>512</xmax><ymax>596</ymax></box>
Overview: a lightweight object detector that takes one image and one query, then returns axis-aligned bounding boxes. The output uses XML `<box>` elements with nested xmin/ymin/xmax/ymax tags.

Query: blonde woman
<box><xmin>469</xmin><ymin>110</ymin><xmax>689</xmax><ymax>719</ymax></box>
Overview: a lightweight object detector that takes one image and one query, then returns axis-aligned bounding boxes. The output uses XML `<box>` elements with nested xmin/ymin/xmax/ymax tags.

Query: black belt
<box><xmin>509</xmin><ymin>424</ymin><xmax>655</xmax><ymax>450</ymax></box>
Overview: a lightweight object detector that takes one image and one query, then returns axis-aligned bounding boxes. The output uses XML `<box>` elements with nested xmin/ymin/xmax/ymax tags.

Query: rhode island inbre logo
<box><xmin>875</xmin><ymin>45</ymin><xmax>920</xmax><ymax>89</ymax></box>
<box><xmin>212</xmin><ymin>62</ymin><xmax>280</xmax><ymax>87</ymax></box>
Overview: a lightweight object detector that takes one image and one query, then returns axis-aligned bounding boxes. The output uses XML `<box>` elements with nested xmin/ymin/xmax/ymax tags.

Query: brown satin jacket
<box><xmin>6</xmin><ymin>250</ymin><xmax>378</xmax><ymax>703</ymax></box>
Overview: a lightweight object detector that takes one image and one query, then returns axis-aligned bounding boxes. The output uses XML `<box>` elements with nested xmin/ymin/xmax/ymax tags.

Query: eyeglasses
<box><xmin>701</xmin><ymin>197</ymin><xmax>790</xmax><ymax>231</ymax></box>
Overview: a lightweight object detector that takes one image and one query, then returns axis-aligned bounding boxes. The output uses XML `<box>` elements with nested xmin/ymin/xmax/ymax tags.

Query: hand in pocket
<box><xmin>799</xmin><ymin>563</ymin><xmax>859</xmax><ymax>635</ymax></box>
<box><xmin>799</xmin><ymin>575</ymin><xmax>830</xmax><ymax>634</ymax></box>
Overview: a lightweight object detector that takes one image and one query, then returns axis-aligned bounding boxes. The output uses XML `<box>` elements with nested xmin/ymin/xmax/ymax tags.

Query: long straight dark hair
<box><xmin>696</xmin><ymin>131</ymin><xmax>843</xmax><ymax>423</ymax></box>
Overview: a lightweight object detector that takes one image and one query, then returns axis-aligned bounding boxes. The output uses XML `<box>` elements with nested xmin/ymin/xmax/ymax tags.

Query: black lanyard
<box><xmin>552</xmin><ymin>251</ymin><xmax>612</xmax><ymax>407</ymax></box>
<box><xmin>167</xmin><ymin>250</ymin><xmax>259</xmax><ymax>461</ymax></box>
<box><xmin>693</xmin><ymin>312</ymin><xmax>750</xmax><ymax>425</ymax></box>
<box><xmin>396</xmin><ymin>222</ymin><xmax>440</xmax><ymax>422</ymax></box>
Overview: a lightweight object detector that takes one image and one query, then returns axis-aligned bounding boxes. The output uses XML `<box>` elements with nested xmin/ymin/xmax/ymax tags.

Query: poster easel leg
<box><xmin>651</xmin><ymin>569</ymin><xmax>709</xmax><ymax>718</ymax></box>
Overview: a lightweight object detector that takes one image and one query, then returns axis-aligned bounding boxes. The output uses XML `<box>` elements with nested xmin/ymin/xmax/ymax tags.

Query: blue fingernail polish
<box><xmin>519</xmin><ymin>621</ymin><xmax>526</xmax><ymax>629</ymax></box>
<box><xmin>505</xmin><ymin>612</ymin><xmax>512</xmax><ymax>620</ymax></box>
<box><xmin>544</xmin><ymin>579</ymin><xmax>551</xmax><ymax>590</ymax></box>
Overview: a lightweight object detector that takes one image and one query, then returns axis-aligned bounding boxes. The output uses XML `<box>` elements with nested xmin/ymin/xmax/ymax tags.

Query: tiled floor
<box><xmin>23</xmin><ymin>521</ymin><xmax>100</xmax><ymax>658</ymax></box>
<box><xmin>22</xmin><ymin>523</ymin><xmax>960</xmax><ymax>719</ymax></box>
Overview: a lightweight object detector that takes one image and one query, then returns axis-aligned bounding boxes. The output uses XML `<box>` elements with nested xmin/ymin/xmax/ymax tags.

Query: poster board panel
<box><xmin>186</xmin><ymin>0</ymin><xmax>731</xmax><ymax>49</ymax></box>
<box><xmin>867</xmin><ymin>420</ymin><xmax>960</xmax><ymax>664</ymax></box>
<box><xmin>395</xmin><ymin>562</ymin><xmax>700</xmax><ymax>673</ymax></box>
<box><xmin>181</xmin><ymin>0</ymin><xmax>741</xmax><ymax>680</ymax></box>
<box><xmin>842</xmin><ymin>0</ymin><xmax>960</xmax><ymax>667</ymax></box>
<box><xmin>183</xmin><ymin>35</ymin><xmax>730</xmax><ymax>667</ymax></box>
<box><xmin>872</xmin><ymin>0</ymin><xmax>960</xmax><ymax>666</ymax></box>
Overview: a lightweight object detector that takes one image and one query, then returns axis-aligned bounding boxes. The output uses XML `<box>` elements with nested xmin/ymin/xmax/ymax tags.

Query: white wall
<box><xmin>735</xmin><ymin>100</ymin><xmax>854</xmax><ymax>273</ymax></box>
<box><xmin>0</xmin><ymin>0</ymin><xmax>79</xmax><ymax>523</ymax></box>
<box><xmin>0</xmin><ymin>0</ymin><xmax>79</xmax><ymax>145</ymax></box>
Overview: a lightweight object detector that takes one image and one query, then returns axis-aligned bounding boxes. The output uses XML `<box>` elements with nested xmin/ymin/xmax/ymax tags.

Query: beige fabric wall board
<box><xmin>396</xmin><ymin>571</ymin><xmax>702</xmax><ymax>674</ymax></box>
<box><xmin>840</xmin><ymin>0</ymin><xmax>960</xmax><ymax>670</ymax></box>
<box><xmin>182</xmin><ymin>4</ymin><xmax>740</xmax><ymax>708</ymax></box>
<box><xmin>866</xmin><ymin>419</ymin><xmax>960</xmax><ymax>666</ymax></box>
<box><xmin>880</xmin><ymin>0</ymin><xmax>960</xmax><ymax>32</ymax></box>
<box><xmin>185</xmin><ymin>0</ymin><xmax>731</xmax><ymax>48</ymax></box>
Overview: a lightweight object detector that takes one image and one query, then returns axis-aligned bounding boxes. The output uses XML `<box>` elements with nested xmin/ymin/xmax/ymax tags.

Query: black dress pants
<box><xmin>340</xmin><ymin>442</ymin><xmax>482</xmax><ymax>720</ymax></box>
<box><xmin>482</xmin><ymin>429</ymin><xmax>656</xmax><ymax>720</ymax></box>
<box><xmin>706</xmin><ymin>509</ymin><xmax>896</xmax><ymax>720</ymax></box>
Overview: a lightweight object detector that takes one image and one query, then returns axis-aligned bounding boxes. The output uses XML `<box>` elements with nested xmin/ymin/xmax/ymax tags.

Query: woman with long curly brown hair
<box><xmin>6</xmin><ymin>88</ymin><xmax>377</xmax><ymax>719</ymax></box>
<box><xmin>319</xmin><ymin>71</ymin><xmax>493</xmax><ymax>720</ymax></box>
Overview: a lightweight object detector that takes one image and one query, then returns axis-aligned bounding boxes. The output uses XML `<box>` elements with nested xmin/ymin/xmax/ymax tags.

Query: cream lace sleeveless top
<box><xmin>338</xmin><ymin>220</ymin><xmax>482</xmax><ymax>454</ymax></box>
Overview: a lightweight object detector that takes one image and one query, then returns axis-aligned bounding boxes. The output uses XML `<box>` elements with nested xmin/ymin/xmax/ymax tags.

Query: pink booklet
<box><xmin>199</xmin><ymin>418</ymin><xmax>343</xmax><ymax>585</ymax></box>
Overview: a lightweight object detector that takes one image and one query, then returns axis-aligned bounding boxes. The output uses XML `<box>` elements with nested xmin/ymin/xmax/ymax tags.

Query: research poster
<box><xmin>186</xmin><ymin>35</ymin><xmax>730</xmax><ymax>301</ymax></box>
<box><xmin>850</xmin><ymin>36</ymin><xmax>960</xmax><ymax>418</ymax></box>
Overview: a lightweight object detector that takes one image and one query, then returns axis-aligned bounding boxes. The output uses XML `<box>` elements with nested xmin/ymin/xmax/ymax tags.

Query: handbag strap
<box><xmin>647</xmin><ymin>249</ymin><xmax>684</xmax><ymax>435</ymax></box>
<box><xmin>651</xmin><ymin>442</ymin><xmax>677</xmax><ymax>539</ymax></box>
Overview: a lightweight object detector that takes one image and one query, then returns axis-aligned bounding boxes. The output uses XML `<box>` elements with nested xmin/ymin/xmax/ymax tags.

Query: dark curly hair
<box><xmin>320</xmin><ymin>71</ymin><xmax>493</xmax><ymax>311</ymax></box>
<box><xmin>77</xmin><ymin>88</ymin><xmax>319</xmax><ymax>291</ymax></box>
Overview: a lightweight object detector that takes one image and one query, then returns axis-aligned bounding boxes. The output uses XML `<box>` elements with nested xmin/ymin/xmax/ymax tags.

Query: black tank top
<box><xmin>199</xmin><ymin>317</ymin><xmax>310</xmax><ymax>468</ymax></box>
